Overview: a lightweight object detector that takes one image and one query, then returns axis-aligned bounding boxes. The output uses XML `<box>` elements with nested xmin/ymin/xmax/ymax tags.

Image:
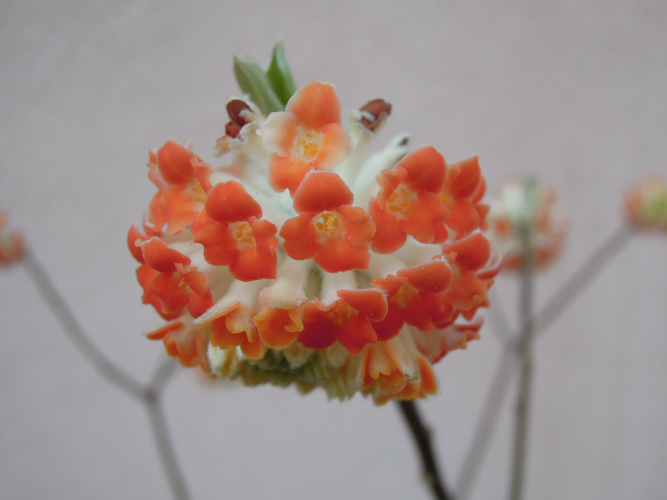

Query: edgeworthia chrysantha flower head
<box><xmin>128</xmin><ymin>43</ymin><xmax>501</xmax><ymax>404</ymax></box>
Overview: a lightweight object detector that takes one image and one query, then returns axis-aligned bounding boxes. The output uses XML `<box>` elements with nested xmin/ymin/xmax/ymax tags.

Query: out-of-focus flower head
<box><xmin>128</xmin><ymin>43</ymin><xmax>500</xmax><ymax>404</ymax></box>
<box><xmin>486</xmin><ymin>177</ymin><xmax>567</xmax><ymax>271</ymax></box>
<box><xmin>0</xmin><ymin>210</ymin><xmax>24</xmax><ymax>265</ymax></box>
<box><xmin>624</xmin><ymin>177</ymin><xmax>667</xmax><ymax>231</ymax></box>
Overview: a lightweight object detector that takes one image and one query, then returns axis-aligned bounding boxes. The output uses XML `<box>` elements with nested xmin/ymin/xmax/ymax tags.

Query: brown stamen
<box><xmin>225</xmin><ymin>99</ymin><xmax>252</xmax><ymax>138</ymax></box>
<box><xmin>359</xmin><ymin>99</ymin><xmax>392</xmax><ymax>132</ymax></box>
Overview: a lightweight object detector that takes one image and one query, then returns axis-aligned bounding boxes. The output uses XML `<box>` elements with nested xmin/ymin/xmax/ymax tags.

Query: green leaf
<box><xmin>233</xmin><ymin>56</ymin><xmax>283</xmax><ymax>116</ymax></box>
<box><xmin>266</xmin><ymin>40</ymin><xmax>298</xmax><ymax>106</ymax></box>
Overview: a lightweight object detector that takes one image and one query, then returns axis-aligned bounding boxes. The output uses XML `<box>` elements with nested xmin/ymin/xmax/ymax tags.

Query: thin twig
<box><xmin>455</xmin><ymin>344</ymin><xmax>516</xmax><ymax>500</ymax></box>
<box><xmin>397</xmin><ymin>400</ymin><xmax>453</xmax><ymax>500</ymax></box>
<box><xmin>149</xmin><ymin>356</ymin><xmax>179</xmax><ymax>393</ymax></box>
<box><xmin>487</xmin><ymin>288</ymin><xmax>514</xmax><ymax>343</ymax></box>
<box><xmin>535</xmin><ymin>224</ymin><xmax>634</xmax><ymax>336</ymax></box>
<box><xmin>22</xmin><ymin>249</ymin><xmax>190</xmax><ymax>500</ymax></box>
<box><xmin>21</xmin><ymin>250</ymin><xmax>146</xmax><ymax>401</ymax></box>
<box><xmin>508</xmin><ymin>223</ymin><xmax>534</xmax><ymax>500</ymax></box>
<box><xmin>146</xmin><ymin>393</ymin><xmax>191</xmax><ymax>500</ymax></box>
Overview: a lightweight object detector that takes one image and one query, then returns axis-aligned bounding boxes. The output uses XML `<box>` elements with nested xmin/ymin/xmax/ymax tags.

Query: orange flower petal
<box><xmin>398</xmin><ymin>192</ymin><xmax>449</xmax><ymax>243</ymax></box>
<box><xmin>337</xmin><ymin>315</ymin><xmax>377</xmax><ymax>355</ymax></box>
<box><xmin>267</xmin><ymin>154</ymin><xmax>311</xmax><ymax>196</ymax></box>
<box><xmin>292</xmin><ymin>171</ymin><xmax>353</xmax><ymax>213</ymax></box>
<box><xmin>260</xmin><ymin>111</ymin><xmax>300</xmax><ymax>156</ymax></box>
<box><xmin>206</xmin><ymin>180</ymin><xmax>263</xmax><ymax>223</ymax></box>
<box><xmin>127</xmin><ymin>225</ymin><xmax>149</xmax><ymax>263</ymax></box>
<box><xmin>280</xmin><ymin>213</ymin><xmax>320</xmax><ymax>260</ymax></box>
<box><xmin>442</xmin><ymin>231</ymin><xmax>491</xmax><ymax>271</ymax></box>
<box><xmin>369</xmin><ymin>199</ymin><xmax>407</xmax><ymax>253</ymax></box>
<box><xmin>255</xmin><ymin>305</ymin><xmax>303</xmax><ymax>349</ymax></box>
<box><xmin>310</xmin><ymin>123</ymin><xmax>352</xmax><ymax>170</ymax></box>
<box><xmin>141</xmin><ymin>238</ymin><xmax>191</xmax><ymax>273</ymax></box>
<box><xmin>338</xmin><ymin>205</ymin><xmax>376</xmax><ymax>246</ymax></box>
<box><xmin>286</xmin><ymin>81</ymin><xmax>342</xmax><ymax>130</ymax></box>
<box><xmin>397</xmin><ymin>146</ymin><xmax>447</xmax><ymax>193</ymax></box>
<box><xmin>397</xmin><ymin>259</ymin><xmax>453</xmax><ymax>294</ymax></box>
<box><xmin>313</xmin><ymin>237</ymin><xmax>371</xmax><ymax>273</ymax></box>
<box><xmin>337</xmin><ymin>289</ymin><xmax>388</xmax><ymax>321</ymax></box>
<box><xmin>210</xmin><ymin>317</ymin><xmax>244</xmax><ymax>349</ymax></box>
<box><xmin>157</xmin><ymin>140</ymin><xmax>198</xmax><ymax>185</ymax></box>
<box><xmin>446</xmin><ymin>156</ymin><xmax>480</xmax><ymax>198</ymax></box>
<box><xmin>370</xmin><ymin>301</ymin><xmax>404</xmax><ymax>342</ymax></box>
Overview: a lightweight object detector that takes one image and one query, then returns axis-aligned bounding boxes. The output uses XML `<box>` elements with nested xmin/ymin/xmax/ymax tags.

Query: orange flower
<box><xmin>369</xmin><ymin>146</ymin><xmax>449</xmax><ymax>253</ymax></box>
<box><xmin>144</xmin><ymin>140</ymin><xmax>213</xmax><ymax>236</ymax></box>
<box><xmin>130</xmin><ymin>80</ymin><xmax>499</xmax><ymax>402</ymax></box>
<box><xmin>280</xmin><ymin>171</ymin><xmax>375</xmax><ymax>272</ymax></box>
<box><xmin>259</xmin><ymin>81</ymin><xmax>352</xmax><ymax>196</ymax></box>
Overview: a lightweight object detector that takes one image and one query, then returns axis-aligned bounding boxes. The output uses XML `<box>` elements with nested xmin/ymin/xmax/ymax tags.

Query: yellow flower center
<box><xmin>192</xmin><ymin>182</ymin><xmax>206</xmax><ymax>204</ymax></box>
<box><xmin>295</xmin><ymin>132</ymin><xmax>321</xmax><ymax>160</ymax></box>
<box><xmin>313</xmin><ymin>211</ymin><xmax>343</xmax><ymax>238</ymax></box>
<box><xmin>439</xmin><ymin>190</ymin><xmax>453</xmax><ymax>206</ymax></box>
<box><xmin>387</xmin><ymin>187</ymin><xmax>411</xmax><ymax>212</ymax></box>
<box><xmin>329</xmin><ymin>303</ymin><xmax>354</xmax><ymax>325</ymax></box>
<box><xmin>232</xmin><ymin>222</ymin><xmax>256</xmax><ymax>247</ymax></box>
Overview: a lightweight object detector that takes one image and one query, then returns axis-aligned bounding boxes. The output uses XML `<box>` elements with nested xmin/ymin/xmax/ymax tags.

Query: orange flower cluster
<box><xmin>624</xmin><ymin>177</ymin><xmax>667</xmax><ymax>231</ymax></box>
<box><xmin>486</xmin><ymin>177</ymin><xmax>568</xmax><ymax>271</ymax></box>
<box><xmin>129</xmin><ymin>81</ymin><xmax>500</xmax><ymax>403</ymax></box>
<box><xmin>0</xmin><ymin>210</ymin><xmax>24</xmax><ymax>265</ymax></box>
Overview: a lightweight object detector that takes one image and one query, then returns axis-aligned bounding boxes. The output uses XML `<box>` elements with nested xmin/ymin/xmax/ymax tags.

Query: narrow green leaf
<box><xmin>266</xmin><ymin>40</ymin><xmax>298</xmax><ymax>106</ymax></box>
<box><xmin>233</xmin><ymin>56</ymin><xmax>283</xmax><ymax>116</ymax></box>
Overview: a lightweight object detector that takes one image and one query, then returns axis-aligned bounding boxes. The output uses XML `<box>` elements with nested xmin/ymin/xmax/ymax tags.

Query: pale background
<box><xmin>1</xmin><ymin>1</ymin><xmax>666</xmax><ymax>499</ymax></box>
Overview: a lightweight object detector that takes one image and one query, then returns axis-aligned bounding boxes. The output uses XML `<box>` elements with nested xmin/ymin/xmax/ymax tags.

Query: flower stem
<box><xmin>535</xmin><ymin>224</ymin><xmax>634</xmax><ymax>336</ymax></box>
<box><xmin>508</xmin><ymin>222</ymin><xmax>534</xmax><ymax>500</ymax></box>
<box><xmin>145</xmin><ymin>391</ymin><xmax>191</xmax><ymax>500</ymax></box>
<box><xmin>456</xmin><ymin>225</ymin><xmax>633</xmax><ymax>499</ymax></box>
<box><xmin>21</xmin><ymin>249</ymin><xmax>146</xmax><ymax>401</ymax></box>
<box><xmin>456</xmin><ymin>345</ymin><xmax>516</xmax><ymax>500</ymax></box>
<box><xmin>397</xmin><ymin>400</ymin><xmax>453</xmax><ymax>500</ymax></box>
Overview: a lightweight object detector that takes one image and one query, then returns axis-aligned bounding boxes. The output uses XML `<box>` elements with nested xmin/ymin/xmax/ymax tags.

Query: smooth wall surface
<box><xmin>1</xmin><ymin>2</ymin><xmax>666</xmax><ymax>499</ymax></box>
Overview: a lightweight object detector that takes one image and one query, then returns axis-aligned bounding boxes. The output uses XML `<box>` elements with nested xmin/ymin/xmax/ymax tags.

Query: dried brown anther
<box><xmin>359</xmin><ymin>99</ymin><xmax>392</xmax><ymax>132</ymax></box>
<box><xmin>225</xmin><ymin>99</ymin><xmax>252</xmax><ymax>139</ymax></box>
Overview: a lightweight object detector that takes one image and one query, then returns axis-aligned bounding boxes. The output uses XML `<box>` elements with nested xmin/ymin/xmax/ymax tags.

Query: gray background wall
<box><xmin>1</xmin><ymin>1</ymin><xmax>666</xmax><ymax>499</ymax></box>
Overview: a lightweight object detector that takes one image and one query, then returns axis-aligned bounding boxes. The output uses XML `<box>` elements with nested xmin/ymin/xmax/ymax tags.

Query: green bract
<box><xmin>233</xmin><ymin>41</ymin><xmax>298</xmax><ymax>115</ymax></box>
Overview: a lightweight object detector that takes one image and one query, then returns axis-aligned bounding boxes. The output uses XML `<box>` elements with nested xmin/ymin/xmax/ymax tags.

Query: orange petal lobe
<box><xmin>442</xmin><ymin>232</ymin><xmax>490</xmax><ymax>271</ymax></box>
<box><xmin>397</xmin><ymin>259</ymin><xmax>453</xmax><ymax>293</ymax></box>
<box><xmin>141</xmin><ymin>238</ymin><xmax>191</xmax><ymax>272</ymax></box>
<box><xmin>286</xmin><ymin>81</ymin><xmax>342</xmax><ymax>130</ymax></box>
<box><xmin>157</xmin><ymin>140</ymin><xmax>198</xmax><ymax>185</ymax></box>
<box><xmin>337</xmin><ymin>289</ymin><xmax>388</xmax><ymax>321</ymax></box>
<box><xmin>293</xmin><ymin>171</ymin><xmax>353</xmax><ymax>213</ymax></box>
<box><xmin>397</xmin><ymin>146</ymin><xmax>447</xmax><ymax>193</ymax></box>
<box><xmin>206</xmin><ymin>181</ymin><xmax>262</xmax><ymax>223</ymax></box>
<box><xmin>128</xmin><ymin>225</ymin><xmax>149</xmax><ymax>263</ymax></box>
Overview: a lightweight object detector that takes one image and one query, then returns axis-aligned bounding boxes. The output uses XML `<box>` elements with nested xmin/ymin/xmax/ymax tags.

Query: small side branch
<box><xmin>397</xmin><ymin>400</ymin><xmax>453</xmax><ymax>500</ymax></box>
<box><xmin>148</xmin><ymin>356</ymin><xmax>179</xmax><ymax>393</ymax></box>
<box><xmin>22</xmin><ymin>250</ymin><xmax>146</xmax><ymax>401</ymax></box>
<box><xmin>535</xmin><ymin>224</ymin><xmax>634</xmax><ymax>336</ymax></box>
